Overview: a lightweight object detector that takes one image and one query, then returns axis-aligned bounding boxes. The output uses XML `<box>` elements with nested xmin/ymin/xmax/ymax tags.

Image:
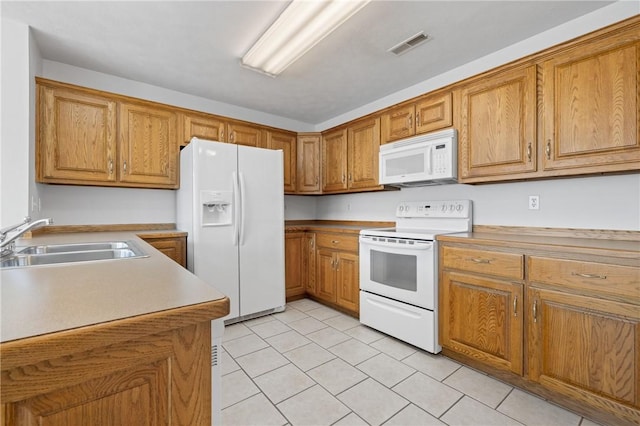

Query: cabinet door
<box><xmin>381</xmin><ymin>104</ymin><xmax>414</xmax><ymax>144</ymax></box>
<box><xmin>143</xmin><ymin>237</ymin><xmax>186</xmax><ymax>267</ymax></box>
<box><xmin>268</xmin><ymin>130</ymin><xmax>297</xmax><ymax>193</ymax></box>
<box><xmin>322</xmin><ymin>128</ymin><xmax>348</xmax><ymax>192</ymax></box>
<box><xmin>459</xmin><ymin>65</ymin><xmax>537</xmax><ymax>181</ymax></box>
<box><xmin>228</xmin><ymin>122</ymin><xmax>264</xmax><ymax>147</ymax></box>
<box><xmin>182</xmin><ymin>112</ymin><xmax>227</xmax><ymax>145</ymax></box>
<box><xmin>285</xmin><ymin>232</ymin><xmax>306</xmax><ymax>300</ymax></box>
<box><xmin>528</xmin><ymin>287</ymin><xmax>640</xmax><ymax>415</ymax></box>
<box><xmin>305</xmin><ymin>233</ymin><xmax>317</xmax><ymax>296</ymax></box>
<box><xmin>297</xmin><ymin>134</ymin><xmax>321</xmax><ymax>193</ymax></box>
<box><xmin>336</xmin><ymin>252</ymin><xmax>359</xmax><ymax>314</ymax></box>
<box><xmin>415</xmin><ymin>92</ymin><xmax>453</xmax><ymax>134</ymax></box>
<box><xmin>542</xmin><ymin>38</ymin><xmax>640</xmax><ymax>173</ymax></box>
<box><xmin>441</xmin><ymin>271</ymin><xmax>523</xmax><ymax>374</ymax></box>
<box><xmin>37</xmin><ymin>84</ymin><xmax>117</xmax><ymax>183</ymax></box>
<box><xmin>316</xmin><ymin>249</ymin><xmax>337</xmax><ymax>303</ymax></box>
<box><xmin>347</xmin><ymin>117</ymin><xmax>381</xmax><ymax>190</ymax></box>
<box><xmin>119</xmin><ymin>102</ymin><xmax>178</xmax><ymax>188</ymax></box>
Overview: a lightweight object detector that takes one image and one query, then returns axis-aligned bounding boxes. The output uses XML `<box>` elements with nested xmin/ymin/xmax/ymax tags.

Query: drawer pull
<box><xmin>469</xmin><ymin>257</ymin><xmax>492</xmax><ymax>264</ymax></box>
<box><xmin>571</xmin><ymin>272</ymin><xmax>607</xmax><ymax>280</ymax></box>
<box><xmin>332</xmin><ymin>240</ymin><xmax>340</xmax><ymax>244</ymax></box>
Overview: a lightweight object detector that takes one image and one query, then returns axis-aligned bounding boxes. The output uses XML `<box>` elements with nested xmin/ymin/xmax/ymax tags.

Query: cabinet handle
<box><xmin>230</xmin><ymin>132</ymin><xmax>235</xmax><ymax>143</ymax></box>
<box><xmin>310</xmin><ymin>239</ymin><xmax>315</xmax><ymax>249</ymax></box>
<box><xmin>123</xmin><ymin>161</ymin><xmax>127</xmax><ymax>174</ymax></box>
<box><xmin>416</xmin><ymin>111</ymin><xmax>420</xmax><ymax>125</ymax></box>
<box><xmin>533</xmin><ymin>300</ymin><xmax>538</xmax><ymax>323</ymax></box>
<box><xmin>336</xmin><ymin>259</ymin><xmax>340</xmax><ymax>270</ymax></box>
<box><xmin>331</xmin><ymin>240</ymin><xmax>339</xmax><ymax>244</ymax></box>
<box><xmin>571</xmin><ymin>272</ymin><xmax>607</xmax><ymax>280</ymax></box>
<box><xmin>408</xmin><ymin>114</ymin><xmax>413</xmax><ymax>128</ymax></box>
<box><xmin>342</xmin><ymin>174</ymin><xmax>346</xmax><ymax>183</ymax></box>
<box><xmin>545</xmin><ymin>140</ymin><xmax>551</xmax><ymax>159</ymax></box>
<box><xmin>220</xmin><ymin>129</ymin><xmax>224</xmax><ymax>140</ymax></box>
<box><xmin>513</xmin><ymin>296</ymin><xmax>518</xmax><ymax>317</ymax></box>
<box><xmin>315</xmin><ymin>177</ymin><xmax>319</xmax><ymax>185</ymax></box>
<box><xmin>108</xmin><ymin>159</ymin><xmax>113</xmax><ymax>175</ymax></box>
<box><xmin>468</xmin><ymin>257</ymin><xmax>491</xmax><ymax>264</ymax></box>
<box><xmin>330</xmin><ymin>259</ymin><xmax>335</xmax><ymax>268</ymax></box>
<box><xmin>348</xmin><ymin>173</ymin><xmax>352</xmax><ymax>182</ymax></box>
<box><xmin>526</xmin><ymin>143</ymin><xmax>532</xmax><ymax>162</ymax></box>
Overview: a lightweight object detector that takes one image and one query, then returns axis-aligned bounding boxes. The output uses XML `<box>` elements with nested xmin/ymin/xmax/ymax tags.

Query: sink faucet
<box><xmin>0</xmin><ymin>216</ymin><xmax>53</xmax><ymax>257</ymax></box>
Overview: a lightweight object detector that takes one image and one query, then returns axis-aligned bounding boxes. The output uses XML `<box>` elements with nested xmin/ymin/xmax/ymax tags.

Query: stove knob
<box><xmin>456</xmin><ymin>204</ymin><xmax>463</xmax><ymax>211</ymax></box>
<box><xmin>449</xmin><ymin>204</ymin><xmax>455</xmax><ymax>211</ymax></box>
<box><xmin>399</xmin><ymin>206</ymin><xmax>404</xmax><ymax>212</ymax></box>
<box><xmin>440</xmin><ymin>204</ymin><xmax>447</xmax><ymax>212</ymax></box>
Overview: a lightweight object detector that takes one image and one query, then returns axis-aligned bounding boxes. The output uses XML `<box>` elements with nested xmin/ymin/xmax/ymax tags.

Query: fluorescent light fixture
<box><xmin>241</xmin><ymin>0</ymin><xmax>371</xmax><ymax>77</ymax></box>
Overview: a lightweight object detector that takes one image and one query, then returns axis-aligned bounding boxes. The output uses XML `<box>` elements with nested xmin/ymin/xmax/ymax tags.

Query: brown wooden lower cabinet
<box><xmin>1</xmin><ymin>298</ymin><xmax>230</xmax><ymax>426</ymax></box>
<box><xmin>139</xmin><ymin>235</ymin><xmax>187</xmax><ymax>267</ymax></box>
<box><xmin>439</xmin><ymin>237</ymin><xmax>640</xmax><ymax>426</ymax></box>
<box><xmin>284</xmin><ymin>229</ymin><xmax>359</xmax><ymax>317</ymax></box>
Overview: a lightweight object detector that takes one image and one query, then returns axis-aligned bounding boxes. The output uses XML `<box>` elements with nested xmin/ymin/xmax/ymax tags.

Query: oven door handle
<box><xmin>360</xmin><ymin>237</ymin><xmax>433</xmax><ymax>250</ymax></box>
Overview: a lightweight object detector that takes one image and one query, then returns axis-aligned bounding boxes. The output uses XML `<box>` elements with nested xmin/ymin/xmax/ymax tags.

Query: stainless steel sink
<box><xmin>1</xmin><ymin>240</ymin><xmax>148</xmax><ymax>269</ymax></box>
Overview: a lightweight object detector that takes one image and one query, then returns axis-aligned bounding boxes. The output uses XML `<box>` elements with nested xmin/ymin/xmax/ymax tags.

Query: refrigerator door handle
<box><xmin>239</xmin><ymin>172</ymin><xmax>247</xmax><ymax>246</ymax></box>
<box><xmin>232</xmin><ymin>171</ymin><xmax>239</xmax><ymax>246</ymax></box>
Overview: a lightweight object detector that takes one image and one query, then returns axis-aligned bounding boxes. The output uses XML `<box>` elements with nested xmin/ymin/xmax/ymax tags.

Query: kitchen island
<box><xmin>0</xmin><ymin>231</ymin><xmax>229</xmax><ymax>425</ymax></box>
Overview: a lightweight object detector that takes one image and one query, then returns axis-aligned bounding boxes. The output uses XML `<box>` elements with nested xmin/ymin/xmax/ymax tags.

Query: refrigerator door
<box><xmin>190</xmin><ymin>139</ymin><xmax>240</xmax><ymax>320</ymax></box>
<box><xmin>237</xmin><ymin>145</ymin><xmax>285</xmax><ymax>317</ymax></box>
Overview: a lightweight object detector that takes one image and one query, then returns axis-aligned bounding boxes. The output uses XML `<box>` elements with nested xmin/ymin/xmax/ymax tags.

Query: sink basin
<box><xmin>1</xmin><ymin>240</ymin><xmax>148</xmax><ymax>269</ymax></box>
<box><xmin>18</xmin><ymin>241</ymin><xmax>132</xmax><ymax>254</ymax></box>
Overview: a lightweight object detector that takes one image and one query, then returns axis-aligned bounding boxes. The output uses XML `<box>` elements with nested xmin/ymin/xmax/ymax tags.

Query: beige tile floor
<box><xmin>221</xmin><ymin>298</ymin><xmax>602</xmax><ymax>426</ymax></box>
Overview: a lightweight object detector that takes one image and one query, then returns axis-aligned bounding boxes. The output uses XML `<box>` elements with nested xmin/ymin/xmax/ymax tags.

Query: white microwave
<box><xmin>379</xmin><ymin>128</ymin><xmax>457</xmax><ymax>187</ymax></box>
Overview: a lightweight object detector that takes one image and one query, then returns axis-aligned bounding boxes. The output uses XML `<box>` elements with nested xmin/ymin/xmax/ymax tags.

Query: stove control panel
<box><xmin>396</xmin><ymin>200</ymin><xmax>471</xmax><ymax>218</ymax></box>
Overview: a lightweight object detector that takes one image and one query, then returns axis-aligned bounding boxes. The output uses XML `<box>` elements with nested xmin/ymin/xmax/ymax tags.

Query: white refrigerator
<box><xmin>177</xmin><ymin>137</ymin><xmax>285</xmax><ymax>321</ymax></box>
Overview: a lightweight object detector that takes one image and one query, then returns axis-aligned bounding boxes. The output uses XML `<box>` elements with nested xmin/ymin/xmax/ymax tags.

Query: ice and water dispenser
<box><xmin>201</xmin><ymin>190</ymin><xmax>232</xmax><ymax>226</ymax></box>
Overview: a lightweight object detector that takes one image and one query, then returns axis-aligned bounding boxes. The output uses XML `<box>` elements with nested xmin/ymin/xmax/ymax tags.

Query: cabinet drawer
<box><xmin>316</xmin><ymin>233</ymin><xmax>359</xmax><ymax>252</ymax></box>
<box><xmin>442</xmin><ymin>246</ymin><xmax>524</xmax><ymax>280</ymax></box>
<box><xmin>528</xmin><ymin>257</ymin><xmax>640</xmax><ymax>302</ymax></box>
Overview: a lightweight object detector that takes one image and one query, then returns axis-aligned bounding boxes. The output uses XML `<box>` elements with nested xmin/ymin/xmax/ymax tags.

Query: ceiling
<box><xmin>2</xmin><ymin>1</ymin><xmax>615</xmax><ymax>125</ymax></box>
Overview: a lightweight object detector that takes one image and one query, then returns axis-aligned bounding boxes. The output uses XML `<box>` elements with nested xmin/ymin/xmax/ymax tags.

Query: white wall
<box><xmin>1</xmin><ymin>18</ymin><xmax>33</xmax><ymax>227</ymax></box>
<box><xmin>314</xmin><ymin>174</ymin><xmax>640</xmax><ymax>231</ymax></box>
<box><xmin>284</xmin><ymin>195</ymin><xmax>318</xmax><ymax>220</ymax></box>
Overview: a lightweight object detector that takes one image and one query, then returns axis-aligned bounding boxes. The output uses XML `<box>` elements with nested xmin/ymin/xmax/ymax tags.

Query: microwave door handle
<box><xmin>426</xmin><ymin>145</ymin><xmax>433</xmax><ymax>174</ymax></box>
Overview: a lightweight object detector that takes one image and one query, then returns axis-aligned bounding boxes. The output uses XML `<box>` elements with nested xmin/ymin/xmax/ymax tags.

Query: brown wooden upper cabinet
<box><xmin>37</xmin><ymin>79</ymin><xmax>179</xmax><ymax>189</ymax></box>
<box><xmin>118</xmin><ymin>102</ymin><xmax>178</xmax><ymax>187</ymax></box>
<box><xmin>297</xmin><ymin>133</ymin><xmax>322</xmax><ymax>194</ymax></box>
<box><xmin>458</xmin><ymin>65</ymin><xmax>537</xmax><ymax>182</ymax></box>
<box><xmin>181</xmin><ymin>111</ymin><xmax>227</xmax><ymax>146</ymax></box>
<box><xmin>227</xmin><ymin>121</ymin><xmax>264</xmax><ymax>147</ymax></box>
<box><xmin>267</xmin><ymin>129</ymin><xmax>297</xmax><ymax>193</ymax></box>
<box><xmin>322</xmin><ymin>117</ymin><xmax>381</xmax><ymax>193</ymax></box>
<box><xmin>541</xmin><ymin>33</ymin><xmax>640</xmax><ymax>174</ymax></box>
<box><xmin>381</xmin><ymin>92</ymin><xmax>452</xmax><ymax>144</ymax></box>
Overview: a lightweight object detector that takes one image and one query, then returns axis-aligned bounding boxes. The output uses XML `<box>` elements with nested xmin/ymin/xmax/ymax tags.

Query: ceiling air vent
<box><xmin>388</xmin><ymin>32</ymin><xmax>430</xmax><ymax>56</ymax></box>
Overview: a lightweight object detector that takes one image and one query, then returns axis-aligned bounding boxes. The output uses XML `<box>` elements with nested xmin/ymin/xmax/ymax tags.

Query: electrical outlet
<box><xmin>529</xmin><ymin>195</ymin><xmax>540</xmax><ymax>210</ymax></box>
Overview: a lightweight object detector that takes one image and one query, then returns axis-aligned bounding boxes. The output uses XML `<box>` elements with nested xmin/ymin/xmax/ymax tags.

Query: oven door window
<box><xmin>370</xmin><ymin>249</ymin><xmax>417</xmax><ymax>291</ymax></box>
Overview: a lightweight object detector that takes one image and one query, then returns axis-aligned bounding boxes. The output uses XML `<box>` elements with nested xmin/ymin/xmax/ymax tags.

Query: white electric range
<box><xmin>359</xmin><ymin>200</ymin><xmax>472</xmax><ymax>353</ymax></box>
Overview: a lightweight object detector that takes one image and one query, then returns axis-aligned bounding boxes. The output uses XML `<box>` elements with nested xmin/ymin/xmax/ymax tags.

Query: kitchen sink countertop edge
<box><xmin>0</xmin><ymin>231</ymin><xmax>228</xmax><ymax>344</ymax></box>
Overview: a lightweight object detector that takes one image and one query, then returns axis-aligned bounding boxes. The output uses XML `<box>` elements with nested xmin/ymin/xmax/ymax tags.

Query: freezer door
<box><xmin>189</xmin><ymin>139</ymin><xmax>240</xmax><ymax>320</ymax></box>
<box><xmin>237</xmin><ymin>145</ymin><xmax>285</xmax><ymax>316</ymax></box>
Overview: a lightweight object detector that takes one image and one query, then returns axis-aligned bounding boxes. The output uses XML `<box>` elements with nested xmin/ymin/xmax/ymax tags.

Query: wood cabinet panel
<box><xmin>322</xmin><ymin>128</ymin><xmax>349</xmax><ymax>192</ymax></box>
<box><xmin>542</xmin><ymin>38</ymin><xmax>640</xmax><ymax>172</ymax></box>
<box><xmin>415</xmin><ymin>92</ymin><xmax>453</xmax><ymax>134</ymax></box>
<box><xmin>528</xmin><ymin>287</ymin><xmax>640</xmax><ymax>414</ymax></box>
<box><xmin>442</xmin><ymin>246</ymin><xmax>524</xmax><ymax>280</ymax></box>
<box><xmin>347</xmin><ymin>117</ymin><xmax>381</xmax><ymax>190</ymax></box>
<box><xmin>118</xmin><ymin>102</ymin><xmax>178</xmax><ymax>188</ymax></box>
<box><xmin>316</xmin><ymin>248</ymin><xmax>337</xmax><ymax>303</ymax></box>
<box><xmin>336</xmin><ymin>252</ymin><xmax>359</xmax><ymax>313</ymax></box>
<box><xmin>142</xmin><ymin>236</ymin><xmax>186</xmax><ymax>267</ymax></box>
<box><xmin>297</xmin><ymin>134</ymin><xmax>321</xmax><ymax>193</ymax></box>
<box><xmin>459</xmin><ymin>65</ymin><xmax>537</xmax><ymax>180</ymax></box>
<box><xmin>381</xmin><ymin>104</ymin><xmax>414</xmax><ymax>143</ymax></box>
<box><xmin>316</xmin><ymin>233</ymin><xmax>359</xmax><ymax>252</ymax></box>
<box><xmin>228</xmin><ymin>122</ymin><xmax>264</xmax><ymax>147</ymax></box>
<box><xmin>441</xmin><ymin>271</ymin><xmax>523</xmax><ymax>374</ymax></box>
<box><xmin>305</xmin><ymin>233</ymin><xmax>317</xmax><ymax>296</ymax></box>
<box><xmin>181</xmin><ymin>112</ymin><xmax>227</xmax><ymax>145</ymax></box>
<box><xmin>37</xmin><ymin>84</ymin><xmax>117</xmax><ymax>183</ymax></box>
<box><xmin>268</xmin><ymin>130</ymin><xmax>297</xmax><ymax>193</ymax></box>
<box><xmin>285</xmin><ymin>232</ymin><xmax>306</xmax><ymax>300</ymax></box>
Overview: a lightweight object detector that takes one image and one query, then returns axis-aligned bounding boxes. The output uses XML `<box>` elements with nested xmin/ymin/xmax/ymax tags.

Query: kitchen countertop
<box><xmin>0</xmin><ymin>231</ymin><xmax>228</xmax><ymax>344</ymax></box>
<box><xmin>285</xmin><ymin>220</ymin><xmax>394</xmax><ymax>234</ymax></box>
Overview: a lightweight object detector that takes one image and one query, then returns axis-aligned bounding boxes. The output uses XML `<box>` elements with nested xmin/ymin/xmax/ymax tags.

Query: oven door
<box><xmin>359</xmin><ymin>235</ymin><xmax>435</xmax><ymax>310</ymax></box>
